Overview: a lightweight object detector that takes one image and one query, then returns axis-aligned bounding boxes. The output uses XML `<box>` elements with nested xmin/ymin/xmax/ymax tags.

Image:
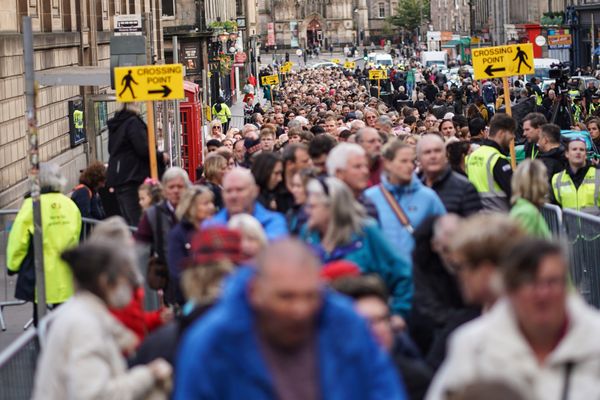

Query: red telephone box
<box><xmin>180</xmin><ymin>80</ymin><xmax>202</xmax><ymax>181</ymax></box>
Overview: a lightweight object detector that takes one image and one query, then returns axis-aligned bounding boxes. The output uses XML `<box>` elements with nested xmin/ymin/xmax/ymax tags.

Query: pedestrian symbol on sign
<box><xmin>513</xmin><ymin>47</ymin><xmax>531</xmax><ymax>73</ymax></box>
<box><xmin>119</xmin><ymin>70</ymin><xmax>138</xmax><ymax>99</ymax></box>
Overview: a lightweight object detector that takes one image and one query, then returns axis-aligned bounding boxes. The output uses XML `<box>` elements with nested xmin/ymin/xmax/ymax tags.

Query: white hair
<box><xmin>39</xmin><ymin>162</ymin><xmax>67</xmax><ymax>192</ymax></box>
<box><xmin>228</xmin><ymin>213</ymin><xmax>267</xmax><ymax>248</ymax></box>
<box><xmin>326</xmin><ymin>143</ymin><xmax>366</xmax><ymax>176</ymax></box>
<box><xmin>161</xmin><ymin>166</ymin><xmax>191</xmax><ymax>187</ymax></box>
<box><xmin>416</xmin><ymin>133</ymin><xmax>445</xmax><ymax>157</ymax></box>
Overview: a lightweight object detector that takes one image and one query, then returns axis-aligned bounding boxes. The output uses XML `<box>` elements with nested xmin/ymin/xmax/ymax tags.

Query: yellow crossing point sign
<box><xmin>472</xmin><ymin>43</ymin><xmax>535</xmax><ymax>80</ymax></box>
<box><xmin>369</xmin><ymin>69</ymin><xmax>388</xmax><ymax>80</ymax></box>
<box><xmin>344</xmin><ymin>61</ymin><xmax>356</xmax><ymax>69</ymax></box>
<box><xmin>280</xmin><ymin>64</ymin><xmax>291</xmax><ymax>73</ymax></box>
<box><xmin>261</xmin><ymin>74</ymin><xmax>280</xmax><ymax>86</ymax></box>
<box><xmin>285</xmin><ymin>61</ymin><xmax>293</xmax><ymax>68</ymax></box>
<box><xmin>332</xmin><ymin>58</ymin><xmax>341</xmax><ymax>64</ymax></box>
<box><xmin>114</xmin><ymin>64</ymin><xmax>185</xmax><ymax>103</ymax></box>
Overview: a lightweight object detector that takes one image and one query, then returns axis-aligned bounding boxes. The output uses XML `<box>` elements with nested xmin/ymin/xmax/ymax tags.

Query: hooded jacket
<box><xmin>419</xmin><ymin>166</ymin><xmax>482</xmax><ymax>217</ymax></box>
<box><xmin>364</xmin><ymin>174</ymin><xmax>446</xmax><ymax>262</ymax></box>
<box><xmin>106</xmin><ymin>110</ymin><xmax>160</xmax><ymax>188</ymax></box>
<box><xmin>538</xmin><ymin>145</ymin><xmax>566</xmax><ymax>184</ymax></box>
<box><xmin>174</xmin><ymin>268</ymin><xmax>407</xmax><ymax>400</ymax></box>
<box><xmin>427</xmin><ymin>295</ymin><xmax>600</xmax><ymax>400</ymax></box>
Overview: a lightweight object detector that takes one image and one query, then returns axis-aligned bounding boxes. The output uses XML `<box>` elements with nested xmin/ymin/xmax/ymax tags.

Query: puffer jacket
<box><xmin>419</xmin><ymin>166</ymin><xmax>482</xmax><ymax>217</ymax></box>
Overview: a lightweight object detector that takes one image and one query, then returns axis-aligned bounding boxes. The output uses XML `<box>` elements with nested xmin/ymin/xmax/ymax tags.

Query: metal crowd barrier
<box><xmin>540</xmin><ymin>203</ymin><xmax>564</xmax><ymax>238</ymax></box>
<box><xmin>0</xmin><ymin>327</ymin><xmax>39</xmax><ymax>399</ymax></box>
<box><xmin>562</xmin><ymin>209</ymin><xmax>600</xmax><ymax>307</ymax></box>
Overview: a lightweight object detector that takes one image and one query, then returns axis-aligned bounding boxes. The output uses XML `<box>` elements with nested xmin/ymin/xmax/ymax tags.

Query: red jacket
<box><xmin>110</xmin><ymin>287</ymin><xmax>163</xmax><ymax>342</ymax></box>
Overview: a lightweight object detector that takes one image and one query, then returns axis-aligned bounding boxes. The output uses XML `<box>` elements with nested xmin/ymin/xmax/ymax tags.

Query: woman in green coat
<box><xmin>509</xmin><ymin>159</ymin><xmax>551</xmax><ymax>239</ymax></box>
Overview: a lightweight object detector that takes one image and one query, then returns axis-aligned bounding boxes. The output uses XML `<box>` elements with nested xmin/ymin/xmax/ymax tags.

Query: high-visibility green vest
<box><xmin>568</xmin><ymin>89</ymin><xmax>580</xmax><ymax>99</ymax></box>
<box><xmin>590</xmin><ymin>102</ymin><xmax>600</xmax><ymax>116</ymax></box>
<box><xmin>552</xmin><ymin>167</ymin><xmax>600</xmax><ymax>215</ymax></box>
<box><xmin>573</xmin><ymin>104</ymin><xmax>583</xmax><ymax>123</ymax></box>
<box><xmin>6</xmin><ymin>193</ymin><xmax>82</xmax><ymax>303</ymax></box>
<box><xmin>466</xmin><ymin>145</ymin><xmax>510</xmax><ymax>211</ymax></box>
<box><xmin>535</xmin><ymin>92</ymin><xmax>543</xmax><ymax>105</ymax></box>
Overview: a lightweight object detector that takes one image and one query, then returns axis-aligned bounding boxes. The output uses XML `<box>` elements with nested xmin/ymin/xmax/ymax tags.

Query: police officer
<box><xmin>589</xmin><ymin>94</ymin><xmax>600</xmax><ymax>117</ymax></box>
<box><xmin>551</xmin><ymin>138</ymin><xmax>600</xmax><ymax>215</ymax></box>
<box><xmin>572</xmin><ymin>96</ymin><xmax>584</xmax><ymax>124</ymax></box>
<box><xmin>466</xmin><ymin>113</ymin><xmax>516</xmax><ymax>211</ymax></box>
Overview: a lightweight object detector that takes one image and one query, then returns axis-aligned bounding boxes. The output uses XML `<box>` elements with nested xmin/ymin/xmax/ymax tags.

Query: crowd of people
<box><xmin>5</xmin><ymin>59</ymin><xmax>600</xmax><ymax>400</ymax></box>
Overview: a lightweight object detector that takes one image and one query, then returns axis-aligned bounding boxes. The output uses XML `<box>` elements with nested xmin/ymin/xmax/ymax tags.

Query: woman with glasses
<box><xmin>208</xmin><ymin>119</ymin><xmax>225</xmax><ymax>141</ymax></box>
<box><xmin>300</xmin><ymin>177</ymin><xmax>412</xmax><ymax>320</ymax></box>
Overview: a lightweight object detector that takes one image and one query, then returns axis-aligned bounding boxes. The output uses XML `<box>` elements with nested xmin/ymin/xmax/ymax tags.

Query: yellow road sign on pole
<box><xmin>261</xmin><ymin>74</ymin><xmax>280</xmax><ymax>85</ymax></box>
<box><xmin>344</xmin><ymin>61</ymin><xmax>356</xmax><ymax>69</ymax></box>
<box><xmin>369</xmin><ymin>69</ymin><xmax>388</xmax><ymax>80</ymax></box>
<box><xmin>280</xmin><ymin>64</ymin><xmax>291</xmax><ymax>73</ymax></box>
<box><xmin>285</xmin><ymin>61</ymin><xmax>293</xmax><ymax>68</ymax></box>
<box><xmin>332</xmin><ymin>58</ymin><xmax>341</xmax><ymax>64</ymax></box>
<box><xmin>472</xmin><ymin>43</ymin><xmax>535</xmax><ymax>80</ymax></box>
<box><xmin>114</xmin><ymin>64</ymin><xmax>185</xmax><ymax>102</ymax></box>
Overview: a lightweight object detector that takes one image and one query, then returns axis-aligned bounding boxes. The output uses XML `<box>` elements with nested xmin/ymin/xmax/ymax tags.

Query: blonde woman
<box><xmin>509</xmin><ymin>159</ymin><xmax>551</xmax><ymax>238</ymax></box>
<box><xmin>208</xmin><ymin>119</ymin><xmax>226</xmax><ymax>141</ymax></box>
<box><xmin>167</xmin><ymin>186</ymin><xmax>215</xmax><ymax>305</ymax></box>
<box><xmin>228</xmin><ymin>214</ymin><xmax>268</xmax><ymax>262</ymax></box>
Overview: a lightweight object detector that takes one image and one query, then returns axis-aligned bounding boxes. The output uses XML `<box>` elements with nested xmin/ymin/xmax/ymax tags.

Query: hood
<box><xmin>107</xmin><ymin>109</ymin><xmax>136</xmax><ymax>131</ymax></box>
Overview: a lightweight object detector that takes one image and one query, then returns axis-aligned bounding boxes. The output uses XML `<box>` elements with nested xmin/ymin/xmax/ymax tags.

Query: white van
<box><xmin>374</xmin><ymin>54</ymin><xmax>393</xmax><ymax>67</ymax></box>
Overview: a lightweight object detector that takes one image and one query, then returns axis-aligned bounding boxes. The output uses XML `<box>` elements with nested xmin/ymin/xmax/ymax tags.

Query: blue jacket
<box><xmin>364</xmin><ymin>174</ymin><xmax>446</xmax><ymax>261</ymax></box>
<box><xmin>302</xmin><ymin>221</ymin><xmax>413</xmax><ymax>317</ymax></box>
<box><xmin>202</xmin><ymin>202</ymin><xmax>289</xmax><ymax>241</ymax></box>
<box><xmin>174</xmin><ymin>268</ymin><xmax>407</xmax><ymax>400</ymax></box>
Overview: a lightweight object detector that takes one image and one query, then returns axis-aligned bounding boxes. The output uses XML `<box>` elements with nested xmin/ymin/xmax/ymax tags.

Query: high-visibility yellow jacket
<box><xmin>466</xmin><ymin>145</ymin><xmax>510</xmax><ymax>212</ymax></box>
<box><xmin>552</xmin><ymin>167</ymin><xmax>600</xmax><ymax>215</ymax></box>
<box><xmin>7</xmin><ymin>193</ymin><xmax>82</xmax><ymax>303</ymax></box>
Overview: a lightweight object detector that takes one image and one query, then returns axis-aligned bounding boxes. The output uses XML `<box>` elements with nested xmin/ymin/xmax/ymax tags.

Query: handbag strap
<box><xmin>561</xmin><ymin>361</ymin><xmax>575</xmax><ymax>400</ymax></box>
<box><xmin>379</xmin><ymin>184</ymin><xmax>414</xmax><ymax>234</ymax></box>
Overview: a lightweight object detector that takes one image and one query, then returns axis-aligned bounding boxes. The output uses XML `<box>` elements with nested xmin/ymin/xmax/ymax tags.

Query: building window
<box><xmin>162</xmin><ymin>0</ymin><xmax>174</xmax><ymax>17</ymax></box>
<box><xmin>378</xmin><ymin>3</ymin><xmax>385</xmax><ymax>18</ymax></box>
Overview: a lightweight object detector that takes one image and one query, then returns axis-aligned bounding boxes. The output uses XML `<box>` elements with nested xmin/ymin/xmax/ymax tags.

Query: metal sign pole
<box><xmin>23</xmin><ymin>16</ymin><xmax>47</xmax><ymax>320</ymax></box>
<box><xmin>173</xmin><ymin>35</ymin><xmax>181</xmax><ymax>167</ymax></box>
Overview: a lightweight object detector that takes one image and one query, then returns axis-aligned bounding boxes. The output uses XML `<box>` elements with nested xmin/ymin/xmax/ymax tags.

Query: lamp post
<box><xmin>354</xmin><ymin>8</ymin><xmax>359</xmax><ymax>47</ymax></box>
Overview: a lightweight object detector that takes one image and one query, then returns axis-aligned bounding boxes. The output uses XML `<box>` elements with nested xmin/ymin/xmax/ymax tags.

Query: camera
<box><xmin>549</xmin><ymin>62</ymin><xmax>571</xmax><ymax>91</ymax></box>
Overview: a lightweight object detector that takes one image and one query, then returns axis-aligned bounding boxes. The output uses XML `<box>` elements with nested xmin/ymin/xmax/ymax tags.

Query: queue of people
<box><xmin>5</xmin><ymin>60</ymin><xmax>600</xmax><ymax>400</ymax></box>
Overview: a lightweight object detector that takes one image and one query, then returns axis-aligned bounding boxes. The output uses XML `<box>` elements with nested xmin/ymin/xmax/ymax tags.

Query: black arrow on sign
<box><xmin>148</xmin><ymin>85</ymin><xmax>172</xmax><ymax>98</ymax></box>
<box><xmin>485</xmin><ymin>65</ymin><xmax>506</xmax><ymax>76</ymax></box>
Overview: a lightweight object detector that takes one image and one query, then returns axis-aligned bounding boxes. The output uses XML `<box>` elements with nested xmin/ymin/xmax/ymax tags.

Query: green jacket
<box><xmin>7</xmin><ymin>193</ymin><xmax>82</xmax><ymax>303</ymax></box>
<box><xmin>211</xmin><ymin>103</ymin><xmax>232</xmax><ymax>124</ymax></box>
<box><xmin>509</xmin><ymin>198</ymin><xmax>551</xmax><ymax>239</ymax></box>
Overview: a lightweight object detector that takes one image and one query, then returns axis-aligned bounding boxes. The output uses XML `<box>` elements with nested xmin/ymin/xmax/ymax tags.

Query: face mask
<box><xmin>108</xmin><ymin>282</ymin><xmax>133</xmax><ymax>309</ymax></box>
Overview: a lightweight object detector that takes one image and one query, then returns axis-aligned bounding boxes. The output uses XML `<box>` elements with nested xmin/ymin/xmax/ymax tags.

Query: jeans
<box><xmin>115</xmin><ymin>183</ymin><xmax>142</xmax><ymax>226</ymax></box>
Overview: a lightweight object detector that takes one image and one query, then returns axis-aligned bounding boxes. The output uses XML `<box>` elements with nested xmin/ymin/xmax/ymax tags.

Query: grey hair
<box><xmin>228</xmin><ymin>213</ymin><xmax>268</xmax><ymax>249</ymax></box>
<box><xmin>416</xmin><ymin>133</ymin><xmax>445</xmax><ymax>157</ymax></box>
<box><xmin>350</xmin><ymin>119</ymin><xmax>366</xmax><ymax>130</ymax></box>
<box><xmin>242</xmin><ymin>123</ymin><xmax>258</xmax><ymax>135</ymax></box>
<box><xmin>355</xmin><ymin>127</ymin><xmax>378</xmax><ymax>144</ymax></box>
<box><xmin>354</xmin><ymin>110</ymin><xmax>364</xmax><ymax>120</ymax></box>
<box><xmin>377</xmin><ymin>115</ymin><xmax>393</xmax><ymax>128</ymax></box>
<box><xmin>287</xmin><ymin>119</ymin><xmax>302</xmax><ymax>130</ymax></box>
<box><xmin>306</xmin><ymin>177</ymin><xmax>366</xmax><ymax>248</ymax></box>
<box><xmin>326</xmin><ymin>143</ymin><xmax>366</xmax><ymax>176</ymax></box>
<box><xmin>161</xmin><ymin>166</ymin><xmax>191</xmax><ymax>187</ymax></box>
<box><xmin>39</xmin><ymin>162</ymin><xmax>67</xmax><ymax>192</ymax></box>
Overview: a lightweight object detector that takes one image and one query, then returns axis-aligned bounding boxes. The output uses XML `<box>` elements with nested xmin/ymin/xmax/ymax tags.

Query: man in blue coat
<box><xmin>203</xmin><ymin>168</ymin><xmax>288</xmax><ymax>240</ymax></box>
<box><xmin>175</xmin><ymin>240</ymin><xmax>407</xmax><ymax>400</ymax></box>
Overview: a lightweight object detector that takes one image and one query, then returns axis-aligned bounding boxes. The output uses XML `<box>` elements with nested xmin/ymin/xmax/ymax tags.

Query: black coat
<box><xmin>106</xmin><ymin>110</ymin><xmax>164</xmax><ymax>188</ymax></box>
<box><xmin>538</xmin><ymin>145</ymin><xmax>566</xmax><ymax>183</ymax></box>
<box><xmin>419</xmin><ymin>166</ymin><xmax>482</xmax><ymax>217</ymax></box>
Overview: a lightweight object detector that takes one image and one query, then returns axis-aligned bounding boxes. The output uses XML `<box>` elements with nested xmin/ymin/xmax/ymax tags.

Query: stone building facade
<box><xmin>257</xmin><ymin>0</ymin><xmax>398</xmax><ymax>49</ymax></box>
<box><xmin>0</xmin><ymin>0</ymin><xmax>163</xmax><ymax>209</ymax></box>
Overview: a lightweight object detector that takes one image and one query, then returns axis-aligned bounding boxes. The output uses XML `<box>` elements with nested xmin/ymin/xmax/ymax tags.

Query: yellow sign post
<box><xmin>261</xmin><ymin>74</ymin><xmax>280</xmax><ymax>86</ymax></box>
<box><xmin>280</xmin><ymin>64</ymin><xmax>291</xmax><ymax>74</ymax></box>
<box><xmin>332</xmin><ymin>58</ymin><xmax>341</xmax><ymax>64</ymax></box>
<box><xmin>284</xmin><ymin>61</ymin><xmax>293</xmax><ymax>68</ymax></box>
<box><xmin>344</xmin><ymin>61</ymin><xmax>356</xmax><ymax>69</ymax></box>
<box><xmin>472</xmin><ymin>43</ymin><xmax>535</xmax><ymax>168</ymax></box>
<box><xmin>114</xmin><ymin>64</ymin><xmax>185</xmax><ymax>103</ymax></box>
<box><xmin>472</xmin><ymin>43</ymin><xmax>535</xmax><ymax>80</ymax></box>
<box><xmin>368</xmin><ymin>69</ymin><xmax>388</xmax><ymax>80</ymax></box>
<box><xmin>114</xmin><ymin>64</ymin><xmax>185</xmax><ymax>179</ymax></box>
